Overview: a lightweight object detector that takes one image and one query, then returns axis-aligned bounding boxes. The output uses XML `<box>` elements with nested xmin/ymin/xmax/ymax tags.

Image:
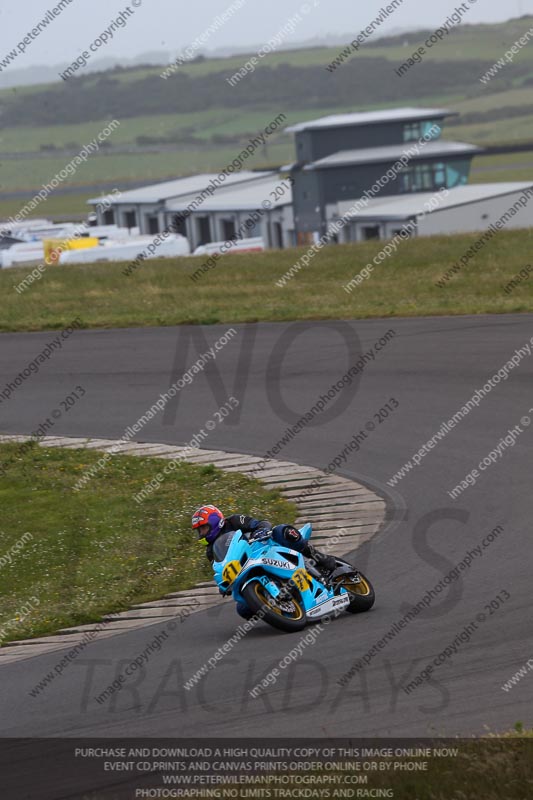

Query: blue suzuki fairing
<box><xmin>211</xmin><ymin>523</ymin><xmax>351</xmax><ymax>623</ymax></box>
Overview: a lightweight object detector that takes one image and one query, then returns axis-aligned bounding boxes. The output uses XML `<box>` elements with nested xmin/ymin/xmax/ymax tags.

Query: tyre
<box><xmin>242</xmin><ymin>578</ymin><xmax>307</xmax><ymax>633</ymax></box>
<box><xmin>334</xmin><ymin>571</ymin><xmax>375</xmax><ymax>613</ymax></box>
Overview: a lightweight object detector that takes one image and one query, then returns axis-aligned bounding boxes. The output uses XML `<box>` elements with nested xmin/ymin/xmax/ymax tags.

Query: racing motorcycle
<box><xmin>212</xmin><ymin>523</ymin><xmax>375</xmax><ymax>632</ymax></box>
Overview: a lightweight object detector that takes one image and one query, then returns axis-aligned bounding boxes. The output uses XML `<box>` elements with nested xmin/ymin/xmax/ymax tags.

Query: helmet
<box><xmin>192</xmin><ymin>504</ymin><xmax>225</xmax><ymax>545</ymax></box>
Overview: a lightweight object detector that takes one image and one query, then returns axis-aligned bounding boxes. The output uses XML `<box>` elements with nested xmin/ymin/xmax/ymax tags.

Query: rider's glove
<box><xmin>249</xmin><ymin>528</ymin><xmax>271</xmax><ymax>543</ymax></box>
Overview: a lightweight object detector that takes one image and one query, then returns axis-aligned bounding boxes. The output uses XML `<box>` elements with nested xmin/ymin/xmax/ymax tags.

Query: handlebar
<box><xmin>248</xmin><ymin>529</ymin><xmax>272</xmax><ymax>543</ymax></box>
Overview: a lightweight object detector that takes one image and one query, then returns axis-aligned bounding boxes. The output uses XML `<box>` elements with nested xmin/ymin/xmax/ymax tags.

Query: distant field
<box><xmin>449</xmin><ymin>113</ymin><xmax>533</xmax><ymax>144</ymax></box>
<box><xmin>1</xmin><ymin>229</ymin><xmax>532</xmax><ymax>332</ymax></box>
<box><xmin>470</xmin><ymin>167</ymin><xmax>533</xmax><ymax>184</ymax></box>
<box><xmin>0</xmin><ymin>108</ymin><xmax>302</xmax><ymax>152</ymax></box>
<box><xmin>472</xmin><ymin>150</ymin><xmax>533</xmax><ymax>167</ymax></box>
<box><xmin>0</xmin><ymin>193</ymin><xmax>93</xmax><ymax>221</ymax></box>
<box><xmin>452</xmin><ymin>87</ymin><xmax>533</xmax><ymax>113</ymax></box>
<box><xmin>2</xmin><ymin>97</ymin><xmax>531</xmax><ymax>156</ymax></box>
<box><xmin>0</xmin><ymin>142</ymin><xmax>292</xmax><ymax>194</ymax></box>
<box><xmin>469</xmin><ymin>150</ymin><xmax>533</xmax><ymax>184</ymax></box>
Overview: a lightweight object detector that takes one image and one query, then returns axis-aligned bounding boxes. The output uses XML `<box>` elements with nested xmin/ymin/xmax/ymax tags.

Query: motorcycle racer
<box><xmin>192</xmin><ymin>504</ymin><xmax>337</xmax><ymax>619</ymax></box>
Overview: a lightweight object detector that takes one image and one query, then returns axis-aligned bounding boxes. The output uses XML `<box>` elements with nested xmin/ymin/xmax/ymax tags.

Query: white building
<box><xmin>88</xmin><ymin>171</ymin><xmax>293</xmax><ymax>249</ymax></box>
<box><xmin>329</xmin><ymin>183</ymin><xmax>533</xmax><ymax>242</ymax></box>
<box><xmin>165</xmin><ymin>173</ymin><xmax>294</xmax><ymax>250</ymax></box>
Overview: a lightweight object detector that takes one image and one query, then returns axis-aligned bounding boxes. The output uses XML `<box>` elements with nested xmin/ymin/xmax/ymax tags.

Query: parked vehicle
<box><xmin>59</xmin><ymin>234</ymin><xmax>190</xmax><ymax>264</ymax></box>
<box><xmin>193</xmin><ymin>237</ymin><xmax>264</xmax><ymax>256</ymax></box>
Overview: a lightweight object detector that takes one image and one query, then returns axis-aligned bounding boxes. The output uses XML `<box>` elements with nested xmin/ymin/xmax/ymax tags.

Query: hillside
<box><xmin>2</xmin><ymin>16</ymin><xmax>533</xmax><ymax>219</ymax></box>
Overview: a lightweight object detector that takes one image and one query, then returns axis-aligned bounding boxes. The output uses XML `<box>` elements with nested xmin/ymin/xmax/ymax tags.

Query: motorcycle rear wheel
<box><xmin>335</xmin><ymin>571</ymin><xmax>375</xmax><ymax>613</ymax></box>
<box><xmin>242</xmin><ymin>579</ymin><xmax>307</xmax><ymax>632</ymax></box>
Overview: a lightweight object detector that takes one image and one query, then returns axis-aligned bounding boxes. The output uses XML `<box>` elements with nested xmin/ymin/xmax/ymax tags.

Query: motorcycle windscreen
<box><xmin>212</xmin><ymin>530</ymin><xmax>238</xmax><ymax>562</ymax></box>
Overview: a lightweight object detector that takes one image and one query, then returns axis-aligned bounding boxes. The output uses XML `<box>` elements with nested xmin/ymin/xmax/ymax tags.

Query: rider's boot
<box><xmin>303</xmin><ymin>543</ymin><xmax>336</xmax><ymax>574</ymax></box>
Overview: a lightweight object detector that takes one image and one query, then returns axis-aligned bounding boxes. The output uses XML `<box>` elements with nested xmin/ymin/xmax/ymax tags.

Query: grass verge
<box><xmin>0</xmin><ymin>442</ymin><xmax>296</xmax><ymax>644</ymax></box>
<box><xmin>264</xmin><ymin>730</ymin><xmax>533</xmax><ymax>800</ymax></box>
<box><xmin>332</xmin><ymin>731</ymin><xmax>533</xmax><ymax>800</ymax></box>
<box><xmin>1</xmin><ymin>229</ymin><xmax>533</xmax><ymax>332</ymax></box>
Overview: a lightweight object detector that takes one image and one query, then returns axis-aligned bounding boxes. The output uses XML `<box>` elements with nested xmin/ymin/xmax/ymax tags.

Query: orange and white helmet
<box><xmin>192</xmin><ymin>504</ymin><xmax>225</xmax><ymax>545</ymax></box>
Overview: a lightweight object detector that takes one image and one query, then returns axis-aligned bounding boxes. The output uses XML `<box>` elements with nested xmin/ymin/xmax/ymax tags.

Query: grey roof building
<box><xmin>87</xmin><ymin>105</ymin><xmax>532</xmax><ymax>252</ymax></box>
<box><xmin>165</xmin><ymin>173</ymin><xmax>293</xmax><ymax>250</ymax></box>
<box><xmin>285</xmin><ymin>107</ymin><xmax>456</xmax><ymax>132</ymax></box>
<box><xmin>286</xmin><ymin>107</ymin><xmax>457</xmax><ymax>164</ymax></box>
<box><xmin>306</xmin><ymin>140</ymin><xmax>481</xmax><ymax>170</ymax></box>
<box><xmin>89</xmin><ymin>171</ymin><xmax>274</xmax><ymax>237</ymax></box>
<box><xmin>330</xmin><ymin>182</ymin><xmax>533</xmax><ymax>242</ymax></box>
<box><xmin>286</xmin><ymin>106</ymin><xmax>486</xmax><ymax>243</ymax></box>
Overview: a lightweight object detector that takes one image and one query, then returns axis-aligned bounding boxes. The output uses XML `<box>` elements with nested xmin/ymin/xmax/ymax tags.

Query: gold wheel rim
<box><xmin>340</xmin><ymin>575</ymin><xmax>371</xmax><ymax>597</ymax></box>
<box><xmin>254</xmin><ymin>583</ymin><xmax>304</xmax><ymax>620</ymax></box>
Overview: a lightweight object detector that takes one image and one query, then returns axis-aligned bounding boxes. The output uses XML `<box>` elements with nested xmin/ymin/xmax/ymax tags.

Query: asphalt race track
<box><xmin>0</xmin><ymin>313</ymin><xmax>531</xmax><ymax>738</ymax></box>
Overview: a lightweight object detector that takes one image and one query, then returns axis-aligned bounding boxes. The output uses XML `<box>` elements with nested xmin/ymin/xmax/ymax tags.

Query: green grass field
<box><xmin>470</xmin><ymin>166</ymin><xmax>533</xmax><ymax>183</ymax></box>
<box><xmin>0</xmin><ymin>192</ymin><xmax>93</xmax><ymax>221</ymax></box>
<box><xmin>0</xmin><ymin>442</ymin><xmax>295</xmax><ymax>644</ymax></box>
<box><xmin>450</xmin><ymin>113</ymin><xmax>533</xmax><ymax>144</ymax></box>
<box><xmin>0</xmin><ymin>142</ymin><xmax>292</xmax><ymax>194</ymax></box>
<box><xmin>0</xmin><ymin>108</ymin><xmax>300</xmax><ymax>152</ymax></box>
<box><xmin>203</xmin><ymin>730</ymin><xmax>532</xmax><ymax>795</ymax></box>
<box><xmin>1</xmin><ymin>89</ymin><xmax>530</xmax><ymax>158</ymax></box>
<box><xmin>1</xmin><ymin>229</ymin><xmax>532</xmax><ymax>332</ymax></box>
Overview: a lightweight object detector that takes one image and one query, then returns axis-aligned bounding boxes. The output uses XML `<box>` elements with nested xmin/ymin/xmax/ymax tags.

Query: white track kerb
<box><xmin>0</xmin><ymin>434</ymin><xmax>385</xmax><ymax>664</ymax></box>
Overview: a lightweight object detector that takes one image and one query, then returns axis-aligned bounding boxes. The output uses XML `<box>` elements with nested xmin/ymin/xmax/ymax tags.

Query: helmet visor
<box><xmin>196</xmin><ymin>523</ymin><xmax>210</xmax><ymax>542</ymax></box>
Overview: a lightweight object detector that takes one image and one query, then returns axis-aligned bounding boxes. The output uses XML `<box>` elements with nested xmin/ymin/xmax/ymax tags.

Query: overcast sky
<box><xmin>1</xmin><ymin>0</ymin><xmax>533</xmax><ymax>70</ymax></box>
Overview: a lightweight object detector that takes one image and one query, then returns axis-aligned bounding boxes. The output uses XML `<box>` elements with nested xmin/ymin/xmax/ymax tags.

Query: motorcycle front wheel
<box><xmin>242</xmin><ymin>579</ymin><xmax>307</xmax><ymax>632</ymax></box>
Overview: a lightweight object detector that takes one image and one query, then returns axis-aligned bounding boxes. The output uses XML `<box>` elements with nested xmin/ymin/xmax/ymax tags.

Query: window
<box><xmin>434</xmin><ymin>164</ymin><xmax>446</xmax><ymax>187</ymax></box>
<box><xmin>400</xmin><ymin>167</ymin><xmax>413</xmax><ymax>192</ymax></box>
<box><xmin>171</xmin><ymin>214</ymin><xmax>187</xmax><ymax>236</ymax></box>
<box><xmin>147</xmin><ymin>216</ymin><xmax>159</xmax><ymax>235</ymax></box>
<box><xmin>362</xmin><ymin>225</ymin><xmax>380</xmax><ymax>240</ymax></box>
<box><xmin>400</xmin><ymin>162</ymin><xmax>452</xmax><ymax>193</ymax></box>
<box><xmin>124</xmin><ymin>211</ymin><xmax>137</xmax><ymax>229</ymax></box>
<box><xmin>404</xmin><ymin>122</ymin><xmax>421</xmax><ymax>141</ymax></box>
<box><xmin>272</xmin><ymin>222</ymin><xmax>284</xmax><ymax>249</ymax></box>
<box><xmin>400</xmin><ymin>165</ymin><xmax>433</xmax><ymax>191</ymax></box>
<box><xmin>103</xmin><ymin>209</ymin><xmax>115</xmax><ymax>225</ymax></box>
<box><xmin>422</xmin><ymin>120</ymin><xmax>441</xmax><ymax>140</ymax></box>
<box><xmin>244</xmin><ymin>216</ymin><xmax>262</xmax><ymax>238</ymax></box>
<box><xmin>446</xmin><ymin>160</ymin><xmax>470</xmax><ymax>187</ymax></box>
<box><xmin>222</xmin><ymin>219</ymin><xmax>237</xmax><ymax>241</ymax></box>
<box><xmin>196</xmin><ymin>216</ymin><xmax>212</xmax><ymax>245</ymax></box>
<box><xmin>404</xmin><ymin>120</ymin><xmax>441</xmax><ymax>142</ymax></box>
